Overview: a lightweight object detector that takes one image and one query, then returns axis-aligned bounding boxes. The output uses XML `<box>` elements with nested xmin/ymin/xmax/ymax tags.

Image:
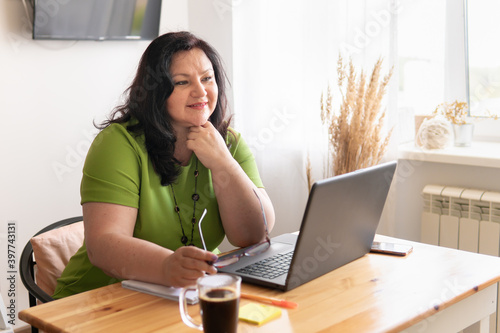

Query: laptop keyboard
<box><xmin>236</xmin><ymin>251</ymin><xmax>294</xmax><ymax>279</ymax></box>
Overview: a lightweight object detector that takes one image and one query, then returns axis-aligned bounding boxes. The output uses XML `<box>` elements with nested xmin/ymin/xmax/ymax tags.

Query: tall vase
<box><xmin>452</xmin><ymin>123</ymin><xmax>474</xmax><ymax>147</ymax></box>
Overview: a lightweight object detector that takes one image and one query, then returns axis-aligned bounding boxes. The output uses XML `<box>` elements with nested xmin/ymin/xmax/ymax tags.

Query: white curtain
<box><xmin>231</xmin><ymin>0</ymin><xmax>398</xmax><ymax>236</ymax></box>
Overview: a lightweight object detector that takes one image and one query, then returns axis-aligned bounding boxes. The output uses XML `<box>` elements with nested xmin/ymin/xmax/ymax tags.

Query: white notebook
<box><xmin>121</xmin><ymin>280</ymin><xmax>198</xmax><ymax>304</ymax></box>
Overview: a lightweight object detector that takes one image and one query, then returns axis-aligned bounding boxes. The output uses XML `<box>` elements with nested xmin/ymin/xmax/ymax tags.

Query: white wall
<box><xmin>0</xmin><ymin>0</ymin><xmax>191</xmax><ymax>329</ymax></box>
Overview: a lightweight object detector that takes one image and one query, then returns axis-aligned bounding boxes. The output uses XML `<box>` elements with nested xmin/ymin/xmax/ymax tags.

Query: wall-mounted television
<box><xmin>32</xmin><ymin>0</ymin><xmax>162</xmax><ymax>41</ymax></box>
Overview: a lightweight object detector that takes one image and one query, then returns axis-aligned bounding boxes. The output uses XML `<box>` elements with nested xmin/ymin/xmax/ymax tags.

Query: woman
<box><xmin>53</xmin><ymin>31</ymin><xmax>275</xmax><ymax>298</ymax></box>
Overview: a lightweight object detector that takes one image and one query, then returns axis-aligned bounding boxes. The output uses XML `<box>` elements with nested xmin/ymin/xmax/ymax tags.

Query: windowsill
<box><xmin>398</xmin><ymin>141</ymin><xmax>500</xmax><ymax>168</ymax></box>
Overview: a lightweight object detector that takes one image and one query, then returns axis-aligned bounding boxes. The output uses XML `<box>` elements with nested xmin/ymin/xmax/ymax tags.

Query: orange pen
<box><xmin>240</xmin><ymin>292</ymin><xmax>298</xmax><ymax>309</ymax></box>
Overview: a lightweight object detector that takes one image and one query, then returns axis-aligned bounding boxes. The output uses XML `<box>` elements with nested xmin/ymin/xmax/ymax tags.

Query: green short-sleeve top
<box><xmin>53</xmin><ymin>121</ymin><xmax>263</xmax><ymax>299</ymax></box>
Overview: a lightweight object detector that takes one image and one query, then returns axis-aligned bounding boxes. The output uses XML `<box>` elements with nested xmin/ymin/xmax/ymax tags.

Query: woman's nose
<box><xmin>191</xmin><ymin>80</ymin><xmax>207</xmax><ymax>97</ymax></box>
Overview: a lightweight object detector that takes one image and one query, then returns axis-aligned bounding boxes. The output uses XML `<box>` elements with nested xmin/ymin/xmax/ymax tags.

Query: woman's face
<box><xmin>166</xmin><ymin>48</ymin><xmax>218</xmax><ymax>130</ymax></box>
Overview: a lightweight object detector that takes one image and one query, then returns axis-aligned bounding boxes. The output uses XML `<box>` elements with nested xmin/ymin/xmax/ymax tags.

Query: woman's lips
<box><xmin>188</xmin><ymin>102</ymin><xmax>208</xmax><ymax>110</ymax></box>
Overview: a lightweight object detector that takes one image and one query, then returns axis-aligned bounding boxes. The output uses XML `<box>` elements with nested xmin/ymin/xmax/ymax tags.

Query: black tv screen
<box><xmin>33</xmin><ymin>0</ymin><xmax>162</xmax><ymax>41</ymax></box>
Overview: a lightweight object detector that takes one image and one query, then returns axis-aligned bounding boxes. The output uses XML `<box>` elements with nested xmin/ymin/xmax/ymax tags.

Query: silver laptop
<box><xmin>218</xmin><ymin>161</ymin><xmax>397</xmax><ymax>291</ymax></box>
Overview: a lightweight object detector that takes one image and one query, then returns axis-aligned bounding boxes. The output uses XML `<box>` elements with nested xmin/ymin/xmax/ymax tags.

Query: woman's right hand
<box><xmin>163</xmin><ymin>246</ymin><xmax>219</xmax><ymax>287</ymax></box>
<box><xmin>83</xmin><ymin>202</ymin><xmax>219</xmax><ymax>288</ymax></box>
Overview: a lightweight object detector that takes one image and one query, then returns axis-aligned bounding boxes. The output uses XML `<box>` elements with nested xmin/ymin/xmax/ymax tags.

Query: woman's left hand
<box><xmin>187</xmin><ymin>121</ymin><xmax>276</xmax><ymax>248</ymax></box>
<box><xmin>186</xmin><ymin>121</ymin><xmax>233</xmax><ymax>171</ymax></box>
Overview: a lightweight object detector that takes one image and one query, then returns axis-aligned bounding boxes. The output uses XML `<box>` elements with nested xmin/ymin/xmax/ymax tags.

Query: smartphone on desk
<box><xmin>370</xmin><ymin>241</ymin><xmax>413</xmax><ymax>256</ymax></box>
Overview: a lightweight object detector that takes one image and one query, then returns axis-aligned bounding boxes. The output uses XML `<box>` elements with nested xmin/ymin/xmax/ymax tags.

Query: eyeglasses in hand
<box><xmin>198</xmin><ymin>188</ymin><xmax>271</xmax><ymax>268</ymax></box>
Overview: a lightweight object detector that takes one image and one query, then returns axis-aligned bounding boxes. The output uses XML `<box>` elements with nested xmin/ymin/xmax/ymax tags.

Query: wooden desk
<box><xmin>19</xmin><ymin>236</ymin><xmax>500</xmax><ymax>332</ymax></box>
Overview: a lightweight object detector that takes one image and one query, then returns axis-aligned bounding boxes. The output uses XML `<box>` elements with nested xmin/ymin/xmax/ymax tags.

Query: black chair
<box><xmin>19</xmin><ymin>216</ymin><xmax>83</xmax><ymax>333</ymax></box>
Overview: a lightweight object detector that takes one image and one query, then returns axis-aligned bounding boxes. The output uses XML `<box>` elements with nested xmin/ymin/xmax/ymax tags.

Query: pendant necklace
<box><xmin>170</xmin><ymin>157</ymin><xmax>200</xmax><ymax>246</ymax></box>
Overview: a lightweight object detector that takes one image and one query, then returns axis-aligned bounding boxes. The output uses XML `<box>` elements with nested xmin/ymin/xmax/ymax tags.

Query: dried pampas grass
<box><xmin>319</xmin><ymin>55</ymin><xmax>393</xmax><ymax>177</ymax></box>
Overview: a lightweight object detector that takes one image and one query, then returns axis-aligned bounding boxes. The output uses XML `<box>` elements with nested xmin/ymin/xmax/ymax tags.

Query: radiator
<box><xmin>422</xmin><ymin>184</ymin><xmax>500</xmax><ymax>333</ymax></box>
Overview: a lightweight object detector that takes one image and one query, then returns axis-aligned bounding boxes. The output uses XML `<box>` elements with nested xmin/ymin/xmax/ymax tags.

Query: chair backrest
<box><xmin>20</xmin><ymin>217</ymin><xmax>84</xmax><ymax>309</ymax></box>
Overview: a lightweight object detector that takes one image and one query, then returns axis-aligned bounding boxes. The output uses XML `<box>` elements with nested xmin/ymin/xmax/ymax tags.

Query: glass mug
<box><xmin>179</xmin><ymin>274</ymin><xmax>241</xmax><ymax>333</ymax></box>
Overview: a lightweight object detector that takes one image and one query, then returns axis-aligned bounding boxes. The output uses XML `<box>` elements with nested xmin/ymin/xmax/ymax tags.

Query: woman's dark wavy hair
<box><xmin>99</xmin><ymin>31</ymin><xmax>230</xmax><ymax>186</ymax></box>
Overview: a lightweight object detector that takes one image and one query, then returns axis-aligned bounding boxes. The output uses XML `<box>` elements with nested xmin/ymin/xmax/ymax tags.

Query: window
<box><xmin>467</xmin><ymin>0</ymin><xmax>500</xmax><ymax>117</ymax></box>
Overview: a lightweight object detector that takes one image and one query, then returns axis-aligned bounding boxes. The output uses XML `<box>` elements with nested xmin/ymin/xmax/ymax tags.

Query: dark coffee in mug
<box><xmin>200</xmin><ymin>287</ymin><xmax>239</xmax><ymax>333</ymax></box>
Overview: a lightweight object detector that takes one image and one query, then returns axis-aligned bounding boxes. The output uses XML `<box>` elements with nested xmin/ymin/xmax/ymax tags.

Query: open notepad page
<box><xmin>121</xmin><ymin>280</ymin><xmax>198</xmax><ymax>304</ymax></box>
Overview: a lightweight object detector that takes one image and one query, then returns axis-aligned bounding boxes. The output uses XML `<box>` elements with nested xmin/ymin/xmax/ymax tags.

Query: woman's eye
<box><xmin>174</xmin><ymin>81</ymin><xmax>188</xmax><ymax>86</ymax></box>
<box><xmin>202</xmin><ymin>76</ymin><xmax>213</xmax><ymax>82</ymax></box>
